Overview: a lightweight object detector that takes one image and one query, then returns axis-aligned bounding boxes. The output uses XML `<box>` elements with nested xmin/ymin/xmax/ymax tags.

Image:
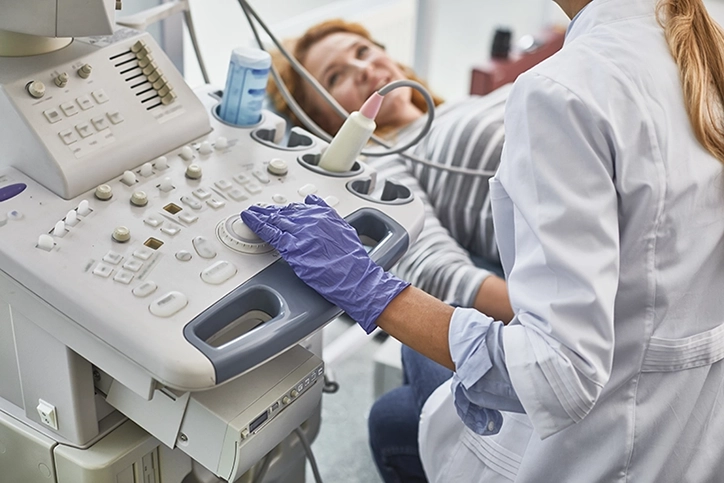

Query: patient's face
<box><xmin>302</xmin><ymin>31</ymin><xmax>421</xmax><ymax>133</ymax></box>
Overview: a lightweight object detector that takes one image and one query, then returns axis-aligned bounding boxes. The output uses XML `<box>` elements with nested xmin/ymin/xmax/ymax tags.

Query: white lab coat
<box><xmin>419</xmin><ymin>0</ymin><xmax>724</xmax><ymax>481</ymax></box>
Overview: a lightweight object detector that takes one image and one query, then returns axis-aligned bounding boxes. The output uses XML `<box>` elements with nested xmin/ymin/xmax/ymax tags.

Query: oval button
<box><xmin>149</xmin><ymin>291</ymin><xmax>188</xmax><ymax>317</ymax></box>
<box><xmin>133</xmin><ymin>281</ymin><xmax>158</xmax><ymax>298</ymax></box>
<box><xmin>0</xmin><ymin>183</ymin><xmax>26</xmax><ymax>202</ymax></box>
<box><xmin>201</xmin><ymin>261</ymin><xmax>237</xmax><ymax>285</ymax></box>
<box><xmin>192</xmin><ymin>236</ymin><xmax>217</xmax><ymax>259</ymax></box>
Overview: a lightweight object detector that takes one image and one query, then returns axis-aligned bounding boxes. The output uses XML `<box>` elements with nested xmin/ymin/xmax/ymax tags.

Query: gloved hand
<box><xmin>240</xmin><ymin>195</ymin><xmax>409</xmax><ymax>333</ymax></box>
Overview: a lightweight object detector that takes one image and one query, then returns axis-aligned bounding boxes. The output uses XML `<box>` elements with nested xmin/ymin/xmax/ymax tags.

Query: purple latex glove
<box><xmin>240</xmin><ymin>195</ymin><xmax>409</xmax><ymax>333</ymax></box>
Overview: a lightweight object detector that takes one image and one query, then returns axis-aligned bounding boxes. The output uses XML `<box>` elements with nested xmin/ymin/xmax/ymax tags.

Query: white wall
<box><xmin>182</xmin><ymin>0</ymin><xmax>417</xmax><ymax>89</ymax></box>
<box><xmin>419</xmin><ymin>0</ymin><xmax>569</xmax><ymax>99</ymax></box>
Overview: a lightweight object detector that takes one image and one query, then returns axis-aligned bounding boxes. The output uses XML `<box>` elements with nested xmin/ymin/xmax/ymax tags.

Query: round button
<box><xmin>175</xmin><ymin>250</ymin><xmax>192</xmax><ymax>261</ymax></box>
<box><xmin>198</xmin><ymin>141</ymin><xmax>213</xmax><ymax>155</ymax></box>
<box><xmin>26</xmin><ymin>81</ymin><xmax>46</xmax><ymax>99</ymax></box>
<box><xmin>282</xmin><ymin>396</ymin><xmax>291</xmax><ymax>405</ymax></box>
<box><xmin>215</xmin><ymin>137</ymin><xmax>228</xmax><ymax>150</ymax></box>
<box><xmin>271</xmin><ymin>194</ymin><xmax>287</xmax><ymax>204</ymax></box>
<box><xmin>77</xmin><ymin>64</ymin><xmax>92</xmax><ymax>79</ymax></box>
<box><xmin>112</xmin><ymin>226</ymin><xmax>131</xmax><ymax>243</ymax></box>
<box><xmin>267</xmin><ymin>158</ymin><xmax>288</xmax><ymax>176</ymax></box>
<box><xmin>154</xmin><ymin>156</ymin><xmax>168</xmax><ymax>170</ymax></box>
<box><xmin>122</xmin><ymin>170</ymin><xmax>137</xmax><ymax>185</ymax></box>
<box><xmin>290</xmin><ymin>389</ymin><xmax>299</xmax><ymax>398</ymax></box>
<box><xmin>8</xmin><ymin>210</ymin><xmax>23</xmax><ymax>220</ymax></box>
<box><xmin>179</xmin><ymin>146</ymin><xmax>194</xmax><ymax>161</ymax></box>
<box><xmin>185</xmin><ymin>164</ymin><xmax>202</xmax><ymax>179</ymax></box>
<box><xmin>131</xmin><ymin>191</ymin><xmax>148</xmax><ymax>206</ymax></box>
<box><xmin>95</xmin><ymin>184</ymin><xmax>113</xmax><ymax>200</ymax></box>
<box><xmin>54</xmin><ymin>73</ymin><xmax>69</xmax><ymax>88</ymax></box>
<box><xmin>140</xmin><ymin>163</ymin><xmax>153</xmax><ymax>177</ymax></box>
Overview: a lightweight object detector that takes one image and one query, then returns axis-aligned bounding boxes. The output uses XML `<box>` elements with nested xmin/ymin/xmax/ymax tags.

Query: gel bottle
<box><xmin>218</xmin><ymin>47</ymin><xmax>271</xmax><ymax>126</ymax></box>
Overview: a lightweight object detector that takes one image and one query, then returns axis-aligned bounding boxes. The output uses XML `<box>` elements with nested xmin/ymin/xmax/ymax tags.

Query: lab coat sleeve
<box><xmin>449</xmin><ymin>307</ymin><xmax>525</xmax><ymax>435</ymax></box>
<box><xmin>497</xmin><ymin>72</ymin><xmax>619</xmax><ymax>439</ymax></box>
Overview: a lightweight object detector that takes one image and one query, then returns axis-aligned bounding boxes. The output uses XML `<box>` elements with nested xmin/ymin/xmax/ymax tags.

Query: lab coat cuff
<box><xmin>449</xmin><ymin>308</ymin><xmax>494</xmax><ymax>389</ymax></box>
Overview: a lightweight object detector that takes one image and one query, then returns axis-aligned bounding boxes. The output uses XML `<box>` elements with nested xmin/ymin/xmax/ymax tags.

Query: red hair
<box><xmin>267</xmin><ymin>19</ymin><xmax>443</xmax><ymax>136</ymax></box>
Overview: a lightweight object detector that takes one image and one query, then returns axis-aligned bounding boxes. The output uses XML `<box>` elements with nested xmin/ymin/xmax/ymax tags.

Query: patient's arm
<box><xmin>367</xmin><ymin>156</ymin><xmax>512</xmax><ymax>321</ymax></box>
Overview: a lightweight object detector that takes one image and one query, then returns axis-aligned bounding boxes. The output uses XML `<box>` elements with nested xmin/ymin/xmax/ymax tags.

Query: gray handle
<box><xmin>184</xmin><ymin>207</ymin><xmax>410</xmax><ymax>383</ymax></box>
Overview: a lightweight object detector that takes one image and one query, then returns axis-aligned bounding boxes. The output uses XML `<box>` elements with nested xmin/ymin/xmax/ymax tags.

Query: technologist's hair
<box><xmin>658</xmin><ymin>0</ymin><xmax>724</xmax><ymax>162</ymax></box>
<box><xmin>267</xmin><ymin>19</ymin><xmax>444</xmax><ymax>136</ymax></box>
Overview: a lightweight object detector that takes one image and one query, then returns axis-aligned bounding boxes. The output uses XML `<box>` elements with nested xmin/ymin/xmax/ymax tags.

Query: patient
<box><xmin>268</xmin><ymin>19</ymin><xmax>512</xmax><ymax>482</ymax></box>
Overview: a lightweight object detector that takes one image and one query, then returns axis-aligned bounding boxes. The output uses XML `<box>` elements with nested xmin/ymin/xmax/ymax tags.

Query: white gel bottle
<box><xmin>318</xmin><ymin>92</ymin><xmax>384</xmax><ymax>172</ymax></box>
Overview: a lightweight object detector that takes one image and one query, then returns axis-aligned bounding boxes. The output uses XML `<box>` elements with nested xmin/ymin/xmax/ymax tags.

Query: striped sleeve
<box><xmin>365</xmin><ymin>88</ymin><xmax>509</xmax><ymax>307</ymax></box>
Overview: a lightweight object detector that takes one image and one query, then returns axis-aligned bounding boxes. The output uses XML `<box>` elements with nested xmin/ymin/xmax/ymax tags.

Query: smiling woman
<box><xmin>267</xmin><ymin>19</ymin><xmax>444</xmax><ymax>136</ymax></box>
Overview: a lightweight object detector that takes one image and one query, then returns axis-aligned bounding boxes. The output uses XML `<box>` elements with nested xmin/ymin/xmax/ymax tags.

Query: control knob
<box><xmin>77</xmin><ymin>64</ymin><xmax>92</xmax><ymax>79</ymax></box>
<box><xmin>131</xmin><ymin>191</ymin><xmax>148</xmax><ymax>207</ymax></box>
<box><xmin>95</xmin><ymin>184</ymin><xmax>113</xmax><ymax>200</ymax></box>
<box><xmin>267</xmin><ymin>158</ymin><xmax>288</xmax><ymax>176</ymax></box>
<box><xmin>26</xmin><ymin>81</ymin><xmax>46</xmax><ymax>99</ymax></box>
<box><xmin>54</xmin><ymin>73</ymin><xmax>69</xmax><ymax>88</ymax></box>
<box><xmin>185</xmin><ymin>164</ymin><xmax>202</xmax><ymax>179</ymax></box>
<box><xmin>216</xmin><ymin>215</ymin><xmax>273</xmax><ymax>254</ymax></box>
<box><xmin>112</xmin><ymin>226</ymin><xmax>131</xmax><ymax>243</ymax></box>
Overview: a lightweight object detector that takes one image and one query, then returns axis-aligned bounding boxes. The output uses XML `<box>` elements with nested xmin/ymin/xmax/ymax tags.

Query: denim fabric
<box><xmin>368</xmin><ymin>345</ymin><xmax>453</xmax><ymax>483</ymax></box>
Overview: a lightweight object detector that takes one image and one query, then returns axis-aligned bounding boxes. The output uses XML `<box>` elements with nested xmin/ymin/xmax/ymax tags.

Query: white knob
<box><xmin>179</xmin><ymin>146</ymin><xmax>194</xmax><ymax>161</ymax></box>
<box><xmin>77</xmin><ymin>64</ymin><xmax>92</xmax><ymax>79</ymax></box>
<box><xmin>27</xmin><ymin>81</ymin><xmax>46</xmax><ymax>99</ymax></box>
<box><xmin>131</xmin><ymin>191</ymin><xmax>148</xmax><ymax>206</ymax></box>
<box><xmin>112</xmin><ymin>226</ymin><xmax>131</xmax><ymax>243</ymax></box>
<box><xmin>215</xmin><ymin>137</ymin><xmax>228</xmax><ymax>150</ymax></box>
<box><xmin>95</xmin><ymin>184</ymin><xmax>113</xmax><ymax>200</ymax></box>
<box><xmin>231</xmin><ymin>219</ymin><xmax>260</xmax><ymax>241</ymax></box>
<box><xmin>140</xmin><ymin>163</ymin><xmax>154</xmax><ymax>177</ymax></box>
<box><xmin>199</xmin><ymin>141</ymin><xmax>213</xmax><ymax>155</ymax></box>
<box><xmin>159</xmin><ymin>177</ymin><xmax>174</xmax><ymax>192</ymax></box>
<box><xmin>77</xmin><ymin>200</ymin><xmax>91</xmax><ymax>216</ymax></box>
<box><xmin>65</xmin><ymin>210</ymin><xmax>78</xmax><ymax>226</ymax></box>
<box><xmin>154</xmin><ymin>156</ymin><xmax>168</xmax><ymax>170</ymax></box>
<box><xmin>53</xmin><ymin>220</ymin><xmax>66</xmax><ymax>236</ymax></box>
<box><xmin>121</xmin><ymin>170</ymin><xmax>137</xmax><ymax>186</ymax></box>
<box><xmin>267</xmin><ymin>158</ymin><xmax>288</xmax><ymax>176</ymax></box>
<box><xmin>54</xmin><ymin>72</ymin><xmax>69</xmax><ymax>88</ymax></box>
<box><xmin>37</xmin><ymin>234</ymin><xmax>54</xmax><ymax>251</ymax></box>
<box><xmin>185</xmin><ymin>164</ymin><xmax>202</xmax><ymax>179</ymax></box>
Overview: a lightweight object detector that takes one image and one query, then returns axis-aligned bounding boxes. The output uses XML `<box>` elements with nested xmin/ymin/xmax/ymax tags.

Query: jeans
<box><xmin>368</xmin><ymin>345</ymin><xmax>453</xmax><ymax>483</ymax></box>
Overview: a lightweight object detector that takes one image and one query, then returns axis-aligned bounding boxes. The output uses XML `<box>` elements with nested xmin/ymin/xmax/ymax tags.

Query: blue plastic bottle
<box><xmin>218</xmin><ymin>47</ymin><xmax>271</xmax><ymax>126</ymax></box>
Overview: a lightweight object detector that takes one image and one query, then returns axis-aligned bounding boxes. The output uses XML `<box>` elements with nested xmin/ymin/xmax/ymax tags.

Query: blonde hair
<box><xmin>658</xmin><ymin>0</ymin><xmax>724</xmax><ymax>162</ymax></box>
<box><xmin>267</xmin><ymin>19</ymin><xmax>443</xmax><ymax>136</ymax></box>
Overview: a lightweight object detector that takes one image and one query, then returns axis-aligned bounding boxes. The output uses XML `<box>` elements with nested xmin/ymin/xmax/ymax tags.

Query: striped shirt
<box><xmin>365</xmin><ymin>84</ymin><xmax>511</xmax><ymax>307</ymax></box>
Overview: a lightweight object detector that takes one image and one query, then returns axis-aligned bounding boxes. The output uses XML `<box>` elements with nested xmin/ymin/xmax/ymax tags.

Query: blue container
<box><xmin>218</xmin><ymin>47</ymin><xmax>272</xmax><ymax>126</ymax></box>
